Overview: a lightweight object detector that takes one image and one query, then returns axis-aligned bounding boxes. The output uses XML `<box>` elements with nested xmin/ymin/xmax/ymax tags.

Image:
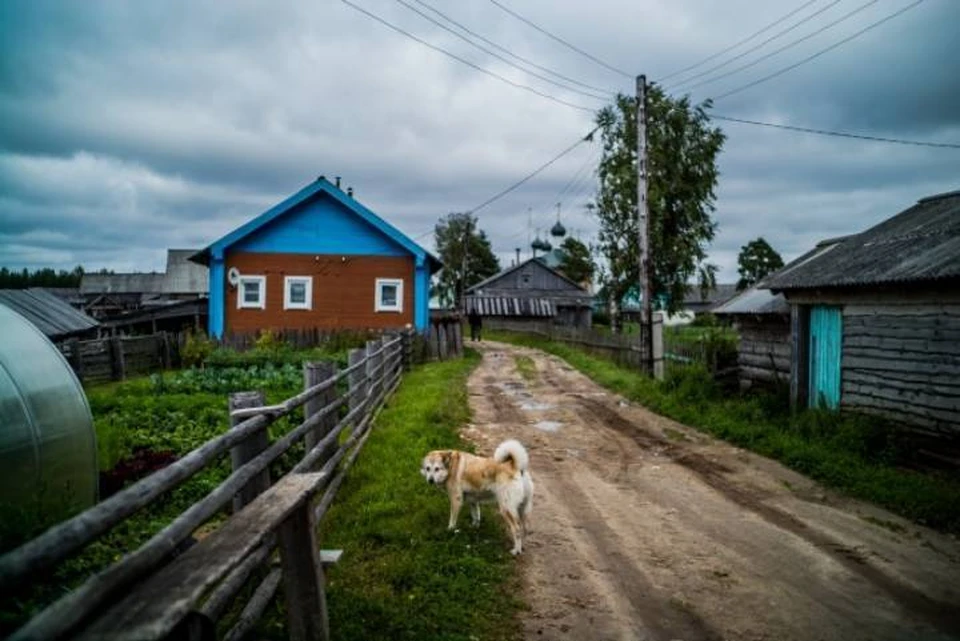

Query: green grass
<box><xmin>489</xmin><ymin>331</ymin><xmax>960</xmax><ymax>534</ymax></box>
<box><xmin>513</xmin><ymin>354</ymin><xmax>537</xmax><ymax>382</ymax></box>
<box><xmin>253</xmin><ymin>350</ymin><xmax>522</xmax><ymax>641</ymax></box>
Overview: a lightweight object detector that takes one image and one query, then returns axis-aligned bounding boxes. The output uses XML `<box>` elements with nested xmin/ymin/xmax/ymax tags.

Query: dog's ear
<box><xmin>441</xmin><ymin>451</ymin><xmax>452</xmax><ymax>467</ymax></box>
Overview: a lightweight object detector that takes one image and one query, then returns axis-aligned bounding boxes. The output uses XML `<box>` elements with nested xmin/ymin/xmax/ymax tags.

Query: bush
<box><xmin>180</xmin><ymin>331</ymin><xmax>215</xmax><ymax>367</ymax></box>
<box><xmin>690</xmin><ymin>312</ymin><xmax>719</xmax><ymax>327</ymax></box>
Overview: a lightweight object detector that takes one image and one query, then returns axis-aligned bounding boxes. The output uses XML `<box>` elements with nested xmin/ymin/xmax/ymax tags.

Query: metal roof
<box><xmin>713</xmin><ymin>286</ymin><xmax>789</xmax><ymax>316</ymax></box>
<box><xmin>763</xmin><ymin>190</ymin><xmax>960</xmax><ymax>290</ymax></box>
<box><xmin>0</xmin><ymin>288</ymin><xmax>100</xmax><ymax>338</ymax></box>
<box><xmin>467</xmin><ymin>257</ymin><xmax>589</xmax><ymax>294</ymax></box>
<box><xmin>682</xmin><ymin>283</ymin><xmax>739</xmax><ymax>306</ymax></box>
<box><xmin>465</xmin><ymin>295</ymin><xmax>555</xmax><ymax>317</ymax></box>
<box><xmin>80</xmin><ymin>273</ymin><xmax>166</xmax><ymax>294</ymax></box>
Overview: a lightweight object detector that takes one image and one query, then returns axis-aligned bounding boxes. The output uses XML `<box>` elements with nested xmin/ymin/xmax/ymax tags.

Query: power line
<box><xmin>713</xmin><ymin>0</ymin><xmax>925</xmax><ymax>100</ymax></box>
<box><xmin>409</xmin><ymin>0</ymin><xmax>615</xmax><ymax>95</ymax></box>
<box><xmin>678</xmin><ymin>0</ymin><xmax>881</xmax><ymax>94</ymax></box>
<box><xmin>485</xmin><ymin>0</ymin><xmax>632</xmax><ymax>79</ymax></box>
<box><xmin>391</xmin><ymin>0</ymin><xmax>609</xmax><ymax>101</ymax></box>
<box><xmin>340</xmin><ymin>0</ymin><xmax>595</xmax><ymax>112</ymax></box>
<box><xmin>414</xmin><ymin>126</ymin><xmax>600</xmax><ymax>240</ymax></box>
<box><xmin>665</xmin><ymin>0</ymin><xmax>842</xmax><ymax>91</ymax></box>
<box><xmin>656</xmin><ymin>0</ymin><xmax>818</xmax><ymax>83</ymax></box>
<box><xmin>712</xmin><ymin>113</ymin><xmax>960</xmax><ymax>149</ymax></box>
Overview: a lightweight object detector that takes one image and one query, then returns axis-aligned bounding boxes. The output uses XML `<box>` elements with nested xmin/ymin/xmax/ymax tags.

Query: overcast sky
<box><xmin>1</xmin><ymin>0</ymin><xmax>957</xmax><ymax>282</ymax></box>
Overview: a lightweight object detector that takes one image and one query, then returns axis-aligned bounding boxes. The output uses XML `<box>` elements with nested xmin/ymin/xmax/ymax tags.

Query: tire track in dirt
<box><xmin>543</xmin><ymin>467</ymin><xmax>724</xmax><ymax>641</ymax></box>
<box><xmin>573</xmin><ymin>396</ymin><xmax>960</xmax><ymax>638</ymax></box>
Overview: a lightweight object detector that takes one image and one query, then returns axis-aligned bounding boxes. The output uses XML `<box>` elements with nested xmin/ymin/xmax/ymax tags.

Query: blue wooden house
<box><xmin>191</xmin><ymin>177</ymin><xmax>441</xmax><ymax>338</ymax></box>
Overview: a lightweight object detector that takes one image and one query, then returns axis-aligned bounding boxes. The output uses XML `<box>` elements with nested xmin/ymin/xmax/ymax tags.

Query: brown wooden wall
<box><xmin>224</xmin><ymin>252</ymin><xmax>414</xmax><ymax>334</ymax></box>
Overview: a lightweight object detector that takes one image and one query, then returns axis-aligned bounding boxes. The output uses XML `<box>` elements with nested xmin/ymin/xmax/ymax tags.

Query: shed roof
<box><xmin>713</xmin><ymin>286</ymin><xmax>789</xmax><ymax>316</ymax></box>
<box><xmin>163</xmin><ymin>249</ymin><xmax>209</xmax><ymax>294</ymax></box>
<box><xmin>467</xmin><ymin>257</ymin><xmax>589</xmax><ymax>295</ymax></box>
<box><xmin>0</xmin><ymin>288</ymin><xmax>100</xmax><ymax>338</ymax></box>
<box><xmin>763</xmin><ymin>190</ymin><xmax>960</xmax><ymax>290</ymax></box>
<box><xmin>80</xmin><ymin>273</ymin><xmax>166</xmax><ymax>294</ymax></box>
<box><xmin>190</xmin><ymin>177</ymin><xmax>441</xmax><ymax>272</ymax></box>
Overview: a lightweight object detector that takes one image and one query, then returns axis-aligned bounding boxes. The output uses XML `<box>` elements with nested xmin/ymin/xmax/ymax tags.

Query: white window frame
<box><xmin>375</xmin><ymin>278</ymin><xmax>403</xmax><ymax>313</ymax></box>
<box><xmin>283</xmin><ymin>276</ymin><xmax>313</xmax><ymax>311</ymax></box>
<box><xmin>237</xmin><ymin>275</ymin><xmax>266</xmax><ymax>310</ymax></box>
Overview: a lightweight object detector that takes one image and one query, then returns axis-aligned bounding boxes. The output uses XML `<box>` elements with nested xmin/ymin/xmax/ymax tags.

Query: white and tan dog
<box><xmin>421</xmin><ymin>439</ymin><xmax>534</xmax><ymax>555</ymax></box>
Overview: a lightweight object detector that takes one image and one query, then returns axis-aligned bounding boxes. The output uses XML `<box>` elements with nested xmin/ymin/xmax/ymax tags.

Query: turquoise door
<box><xmin>808</xmin><ymin>306</ymin><xmax>842</xmax><ymax>409</ymax></box>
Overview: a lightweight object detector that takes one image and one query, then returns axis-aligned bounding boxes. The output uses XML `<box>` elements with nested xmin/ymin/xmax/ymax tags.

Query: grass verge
<box><xmin>513</xmin><ymin>354</ymin><xmax>537</xmax><ymax>382</ymax></box>
<box><xmin>264</xmin><ymin>349</ymin><xmax>523</xmax><ymax>641</ymax></box>
<box><xmin>491</xmin><ymin>331</ymin><xmax>960</xmax><ymax>534</ymax></box>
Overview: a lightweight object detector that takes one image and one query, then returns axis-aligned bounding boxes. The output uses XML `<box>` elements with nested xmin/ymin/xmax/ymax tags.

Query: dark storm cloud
<box><xmin>0</xmin><ymin>0</ymin><xmax>956</xmax><ymax>279</ymax></box>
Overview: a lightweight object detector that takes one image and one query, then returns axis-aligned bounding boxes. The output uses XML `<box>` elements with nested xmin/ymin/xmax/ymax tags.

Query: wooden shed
<box><xmin>465</xmin><ymin>258</ymin><xmax>593</xmax><ymax>330</ymax></box>
<box><xmin>763</xmin><ymin>189</ymin><xmax>960</xmax><ymax>439</ymax></box>
<box><xmin>714</xmin><ymin>286</ymin><xmax>790</xmax><ymax>391</ymax></box>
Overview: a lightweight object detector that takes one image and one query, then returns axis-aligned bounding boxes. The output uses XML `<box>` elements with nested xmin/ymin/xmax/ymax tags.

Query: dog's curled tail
<box><xmin>494</xmin><ymin>439</ymin><xmax>529</xmax><ymax>472</ymax></box>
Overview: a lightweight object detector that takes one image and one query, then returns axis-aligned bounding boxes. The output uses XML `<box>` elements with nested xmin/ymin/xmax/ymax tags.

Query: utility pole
<box><xmin>636</xmin><ymin>74</ymin><xmax>653</xmax><ymax>374</ymax></box>
<box><xmin>460</xmin><ymin>215</ymin><xmax>472</xmax><ymax>313</ymax></box>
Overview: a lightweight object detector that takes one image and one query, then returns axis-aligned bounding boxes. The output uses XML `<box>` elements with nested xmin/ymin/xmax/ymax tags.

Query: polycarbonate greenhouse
<box><xmin>0</xmin><ymin>302</ymin><xmax>98</xmax><ymax>548</ymax></box>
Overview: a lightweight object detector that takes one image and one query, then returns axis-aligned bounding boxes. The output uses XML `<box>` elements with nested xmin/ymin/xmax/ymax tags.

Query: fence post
<box><xmin>652</xmin><ymin>312</ymin><xmax>664</xmax><ymax>380</ymax></box>
<box><xmin>278</xmin><ymin>501</ymin><xmax>329</xmax><ymax>641</ymax></box>
<box><xmin>229</xmin><ymin>391</ymin><xmax>271</xmax><ymax>513</ymax></box>
<box><xmin>303</xmin><ymin>361</ymin><xmax>337</xmax><ymax>469</ymax></box>
<box><xmin>451</xmin><ymin>322</ymin><xmax>462</xmax><ymax>356</ymax></box>
<box><xmin>364</xmin><ymin>340</ymin><xmax>377</xmax><ymax>407</ymax></box>
<box><xmin>400</xmin><ymin>330</ymin><xmax>413</xmax><ymax>372</ymax></box>
<box><xmin>159</xmin><ymin>332</ymin><xmax>172</xmax><ymax>370</ymax></box>
<box><xmin>427</xmin><ymin>324</ymin><xmax>439</xmax><ymax>361</ymax></box>
<box><xmin>348</xmin><ymin>347</ymin><xmax>366</xmax><ymax>417</ymax></box>
<box><xmin>438</xmin><ymin>323</ymin><xmax>448</xmax><ymax>360</ymax></box>
<box><xmin>109</xmin><ymin>336</ymin><xmax>126</xmax><ymax>381</ymax></box>
<box><xmin>67</xmin><ymin>337</ymin><xmax>85</xmax><ymax>383</ymax></box>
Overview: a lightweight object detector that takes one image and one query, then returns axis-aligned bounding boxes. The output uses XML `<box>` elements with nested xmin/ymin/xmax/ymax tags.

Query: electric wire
<box><xmin>676</xmin><ymin>0</ymin><xmax>881</xmax><ymax>93</ymax></box>
<box><xmin>409</xmin><ymin>0</ymin><xmax>616</xmax><ymax>95</ymax></box>
<box><xmin>656</xmin><ymin>0</ymin><xmax>818</xmax><ymax>83</ymax></box>
<box><xmin>340</xmin><ymin>0</ymin><xmax>595</xmax><ymax>112</ymax></box>
<box><xmin>485</xmin><ymin>0</ymin><xmax>632</xmax><ymax>78</ymax></box>
<box><xmin>391</xmin><ymin>0</ymin><xmax>610</xmax><ymax>100</ymax></box>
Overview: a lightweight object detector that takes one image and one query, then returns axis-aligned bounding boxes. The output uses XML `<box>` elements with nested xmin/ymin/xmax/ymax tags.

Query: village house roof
<box><xmin>189</xmin><ymin>177</ymin><xmax>441</xmax><ymax>272</ymax></box>
<box><xmin>0</xmin><ymin>288</ymin><xmax>100</xmax><ymax>339</ymax></box>
<box><xmin>713</xmin><ymin>286</ymin><xmax>789</xmax><ymax>316</ymax></box>
<box><xmin>763</xmin><ymin>189</ymin><xmax>960</xmax><ymax>291</ymax></box>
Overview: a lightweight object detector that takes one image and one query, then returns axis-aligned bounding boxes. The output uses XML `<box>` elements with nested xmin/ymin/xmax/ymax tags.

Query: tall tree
<box><xmin>593</xmin><ymin>86</ymin><xmax>724</xmax><ymax>322</ymax></box>
<box><xmin>736</xmin><ymin>237</ymin><xmax>784</xmax><ymax>290</ymax></box>
<box><xmin>556</xmin><ymin>237</ymin><xmax>595</xmax><ymax>285</ymax></box>
<box><xmin>433</xmin><ymin>212</ymin><xmax>500</xmax><ymax>308</ymax></box>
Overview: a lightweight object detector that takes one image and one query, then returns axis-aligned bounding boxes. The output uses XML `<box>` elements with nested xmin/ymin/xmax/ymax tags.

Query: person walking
<box><xmin>468</xmin><ymin>306</ymin><xmax>482</xmax><ymax>342</ymax></box>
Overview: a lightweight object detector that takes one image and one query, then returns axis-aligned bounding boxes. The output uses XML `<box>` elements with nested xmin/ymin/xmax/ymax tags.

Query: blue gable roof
<box><xmin>192</xmin><ymin>177</ymin><xmax>441</xmax><ymax>271</ymax></box>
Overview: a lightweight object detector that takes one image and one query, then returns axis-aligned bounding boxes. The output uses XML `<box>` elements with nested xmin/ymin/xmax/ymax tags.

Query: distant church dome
<box><xmin>550</xmin><ymin>221</ymin><xmax>567</xmax><ymax>238</ymax></box>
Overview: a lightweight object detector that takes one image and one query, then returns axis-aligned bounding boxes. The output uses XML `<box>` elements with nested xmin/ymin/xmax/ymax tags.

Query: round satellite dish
<box><xmin>227</xmin><ymin>267</ymin><xmax>241</xmax><ymax>286</ymax></box>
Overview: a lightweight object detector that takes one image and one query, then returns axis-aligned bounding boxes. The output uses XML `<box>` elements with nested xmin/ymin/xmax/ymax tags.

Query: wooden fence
<box><xmin>489</xmin><ymin>316</ymin><xmax>664</xmax><ymax>380</ymax></box>
<box><xmin>0</xmin><ymin>331</ymin><xmax>417</xmax><ymax>641</ymax></box>
<box><xmin>60</xmin><ymin>333</ymin><xmax>179</xmax><ymax>384</ymax></box>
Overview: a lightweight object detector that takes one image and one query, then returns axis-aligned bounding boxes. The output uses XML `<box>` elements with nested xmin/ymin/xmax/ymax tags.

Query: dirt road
<box><xmin>462</xmin><ymin>342</ymin><xmax>960</xmax><ymax>641</ymax></box>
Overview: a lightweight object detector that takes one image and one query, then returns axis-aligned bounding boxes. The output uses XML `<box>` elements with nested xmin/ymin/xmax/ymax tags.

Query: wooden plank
<box><xmin>843</xmin><ymin>352</ymin><xmax>960</xmax><ymax>372</ymax></box>
<box><xmin>222</xmin><ymin>568</ymin><xmax>282</xmax><ymax>641</ymax></box>
<box><xmin>75</xmin><ymin>473</ymin><xmax>327</xmax><ymax>641</ymax></box>
<box><xmin>844</xmin><ymin>370</ymin><xmax>960</xmax><ymax>397</ymax></box>
<box><xmin>198</xmin><ymin>541</ymin><xmax>272</xmax><ymax>621</ymax></box>
<box><xmin>843</xmin><ymin>392</ymin><xmax>959</xmax><ymax>427</ymax></box>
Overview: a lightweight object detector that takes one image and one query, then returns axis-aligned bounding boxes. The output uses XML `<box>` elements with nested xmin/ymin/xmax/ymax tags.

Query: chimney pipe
<box><xmin>318</xmin><ymin>174</ymin><xmax>326</xmax><ymax>182</ymax></box>
<box><xmin>347</xmin><ymin>187</ymin><xmax>354</xmax><ymax>197</ymax></box>
<box><xmin>515</xmin><ymin>247</ymin><xmax>521</xmax><ymax>264</ymax></box>
<box><xmin>335</xmin><ymin>176</ymin><xmax>341</xmax><ymax>188</ymax></box>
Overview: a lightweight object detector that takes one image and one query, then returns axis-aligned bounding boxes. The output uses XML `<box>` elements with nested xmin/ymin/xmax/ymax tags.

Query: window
<box><xmin>284</xmin><ymin>276</ymin><xmax>313</xmax><ymax>310</ymax></box>
<box><xmin>238</xmin><ymin>276</ymin><xmax>266</xmax><ymax>309</ymax></box>
<box><xmin>375</xmin><ymin>278</ymin><xmax>403</xmax><ymax>313</ymax></box>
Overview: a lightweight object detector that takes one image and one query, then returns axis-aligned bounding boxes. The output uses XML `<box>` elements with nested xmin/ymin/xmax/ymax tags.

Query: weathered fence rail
<box><xmin>0</xmin><ymin>330</ymin><xmax>416</xmax><ymax>641</ymax></box>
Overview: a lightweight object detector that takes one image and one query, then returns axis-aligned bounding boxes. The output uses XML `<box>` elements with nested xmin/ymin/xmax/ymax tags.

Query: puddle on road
<box><xmin>534</xmin><ymin>420</ymin><xmax>563</xmax><ymax>432</ymax></box>
<box><xmin>520</xmin><ymin>401</ymin><xmax>554</xmax><ymax>411</ymax></box>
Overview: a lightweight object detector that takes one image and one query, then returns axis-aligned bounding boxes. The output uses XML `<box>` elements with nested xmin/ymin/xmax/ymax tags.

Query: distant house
<box><xmin>0</xmin><ymin>288</ymin><xmax>100</xmax><ymax>341</ymax></box>
<box><xmin>682</xmin><ymin>283</ymin><xmax>739</xmax><ymax>315</ymax></box>
<box><xmin>762</xmin><ymin>189</ymin><xmax>960</xmax><ymax>438</ymax></box>
<box><xmin>596</xmin><ymin>283</ymin><xmax>736</xmax><ymax>325</ymax></box>
<box><xmin>464</xmin><ymin>258</ymin><xmax>593</xmax><ymax>329</ymax></box>
<box><xmin>190</xmin><ymin>177</ymin><xmax>441</xmax><ymax>338</ymax></box>
<box><xmin>714</xmin><ymin>285</ymin><xmax>790</xmax><ymax>390</ymax></box>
